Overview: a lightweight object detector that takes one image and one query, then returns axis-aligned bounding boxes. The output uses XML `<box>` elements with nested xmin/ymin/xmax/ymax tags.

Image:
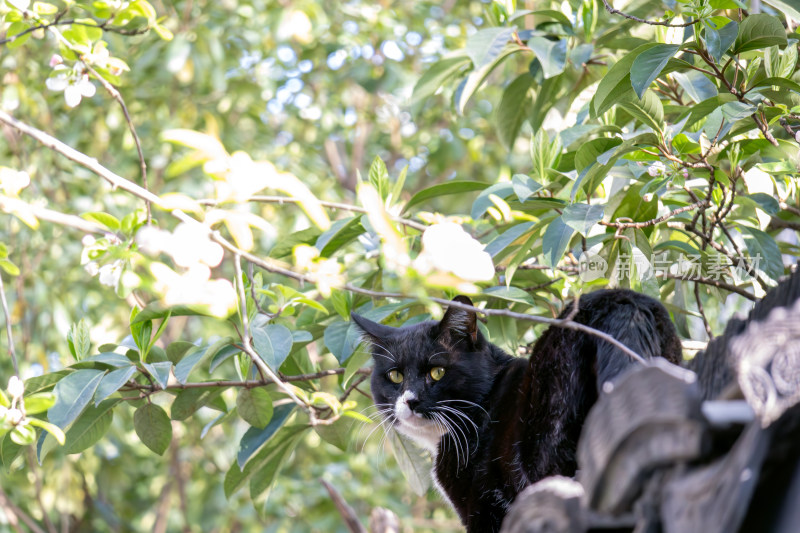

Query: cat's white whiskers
<box><xmin>438</xmin><ymin>406</ymin><xmax>479</xmax><ymax>434</ymax></box>
<box><xmin>439</xmin><ymin>398</ymin><xmax>491</xmax><ymax>418</ymax></box>
<box><xmin>437</xmin><ymin>405</ymin><xmax>480</xmax><ymax>452</ymax></box>
<box><xmin>440</xmin><ymin>410</ymin><xmax>470</xmax><ymax>470</ymax></box>
<box><xmin>370</xmin><ymin>341</ymin><xmax>398</xmax><ymax>363</ymax></box>
<box><xmin>434</xmin><ymin>412</ymin><xmax>460</xmax><ymax>470</ymax></box>
<box><xmin>427</xmin><ymin>351</ymin><xmax>449</xmax><ymax>362</ymax></box>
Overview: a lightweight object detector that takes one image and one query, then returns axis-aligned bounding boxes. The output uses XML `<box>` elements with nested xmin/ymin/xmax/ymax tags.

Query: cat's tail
<box><xmin>584</xmin><ymin>290</ymin><xmax>683</xmax><ymax>389</ymax></box>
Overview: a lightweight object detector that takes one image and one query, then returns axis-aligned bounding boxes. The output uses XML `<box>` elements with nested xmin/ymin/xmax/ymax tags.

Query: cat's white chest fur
<box><xmin>393</xmin><ymin>390</ymin><xmax>447</xmax><ymax>451</ymax></box>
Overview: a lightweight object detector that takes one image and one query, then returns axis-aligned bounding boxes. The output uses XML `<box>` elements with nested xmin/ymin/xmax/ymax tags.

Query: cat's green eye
<box><xmin>430</xmin><ymin>367</ymin><xmax>446</xmax><ymax>381</ymax></box>
<box><xmin>387</xmin><ymin>370</ymin><xmax>404</xmax><ymax>384</ymax></box>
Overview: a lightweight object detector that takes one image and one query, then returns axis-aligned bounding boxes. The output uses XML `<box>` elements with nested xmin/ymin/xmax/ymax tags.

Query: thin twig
<box><xmin>0</xmin><ymin>273</ymin><xmax>19</xmax><ymax>375</ymax></box>
<box><xmin>663</xmin><ymin>273</ymin><xmax>756</xmax><ymax>301</ymax></box>
<box><xmin>601</xmin><ymin>200</ymin><xmax>707</xmax><ymax>229</ymax></box>
<box><xmin>199</xmin><ymin>196</ymin><xmax>426</xmax><ymax>232</ymax></box>
<box><xmin>600</xmin><ymin>0</ymin><xmax>696</xmax><ymax>26</ymax></box>
<box><xmin>120</xmin><ymin>368</ymin><xmax>373</xmax><ymax>392</ymax></box>
<box><xmin>693</xmin><ymin>282</ymin><xmax>713</xmax><ymax>338</ymax></box>
<box><xmin>320</xmin><ymin>479</ymin><xmax>367</xmax><ymax>533</ymax></box>
<box><xmin>0</xmin><ymin>197</ymin><xmax>110</xmax><ymax>235</ymax></box>
<box><xmin>81</xmin><ymin>63</ymin><xmax>151</xmax><ymax>224</ymax></box>
<box><xmin>0</xmin><ymin>110</ymin><xmax>159</xmax><ymax>206</ymax></box>
<box><xmin>0</xmin><ymin>486</ymin><xmax>46</xmax><ymax>533</ymax></box>
<box><xmin>232</xmin><ymin>253</ymin><xmax>308</xmax><ymax>410</ymax></box>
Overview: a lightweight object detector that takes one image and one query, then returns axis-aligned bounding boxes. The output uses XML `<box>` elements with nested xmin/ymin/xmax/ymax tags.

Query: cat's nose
<box><xmin>406</xmin><ymin>397</ymin><xmax>421</xmax><ymax>411</ymax></box>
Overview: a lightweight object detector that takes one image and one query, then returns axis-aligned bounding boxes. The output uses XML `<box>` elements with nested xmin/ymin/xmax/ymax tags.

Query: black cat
<box><xmin>351</xmin><ymin>289</ymin><xmax>682</xmax><ymax>532</ymax></box>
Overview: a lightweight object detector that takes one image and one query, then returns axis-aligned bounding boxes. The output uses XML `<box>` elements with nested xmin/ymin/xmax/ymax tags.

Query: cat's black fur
<box><xmin>352</xmin><ymin>289</ymin><xmax>682</xmax><ymax>532</ymax></box>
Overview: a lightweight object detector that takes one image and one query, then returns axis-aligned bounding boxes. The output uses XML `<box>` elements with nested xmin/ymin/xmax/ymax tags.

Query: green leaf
<box><xmin>63</xmin><ymin>399</ymin><xmax>118</xmax><ymax>454</ymax></box>
<box><xmin>592</xmin><ymin>43</ymin><xmax>658</xmax><ymax>117</ymax></box>
<box><xmin>237</xmin><ymin>403</ymin><xmax>295</xmax><ymax>468</ymax></box>
<box><xmin>314</xmin><ymin>418</ymin><xmax>355</xmax><ymax>452</ymax></box>
<box><xmin>671</xmin><ymin>71</ymin><xmax>718</xmax><ymax>104</ymax></box>
<box><xmin>542</xmin><ymin>216</ymin><xmax>575</xmax><ymax>268</ymax></box>
<box><xmin>733</xmin><ymin>14</ymin><xmax>788</xmax><ymax>54</ymax></box>
<box><xmin>748</xmin><ymin>76</ymin><xmax>800</xmax><ymax>94</ymax></box>
<box><xmin>763</xmin><ymin>0</ymin><xmax>800</xmax><ymax>22</ymax></box>
<box><xmin>512</xmin><ymin>175</ymin><xmax>542</xmax><ymax>202</ymax></box>
<box><xmin>166</xmin><ymin>341</ymin><xmax>197</xmax><ymax>365</ymax></box>
<box><xmin>134</xmin><ymin>403</ymin><xmax>172</xmax><ymax>455</ymax></box>
<box><xmin>483</xmin><ymin>286</ymin><xmax>535</xmax><ymax>305</ymax></box>
<box><xmin>471</xmin><ymin>183</ymin><xmax>515</xmax><ymax>219</ymax></box>
<box><xmin>456</xmin><ymin>45</ymin><xmax>524</xmax><ymax>114</ymax></box>
<box><xmin>315</xmin><ymin>216</ymin><xmax>365</xmax><ymax>257</ymax></box>
<box><xmin>402</xmin><ymin>181</ymin><xmax>488</xmax><ymax>213</ymax></box>
<box><xmin>562</xmin><ymin>204</ymin><xmax>605</xmax><ymax>236</ymax></box>
<box><xmin>1</xmin><ymin>434</ymin><xmax>23</xmax><ymax>470</ymax></box>
<box><xmin>173</xmin><ymin>337</ymin><xmax>233</xmax><ymax>384</ymax></box>
<box><xmin>236</xmin><ymin>388</ymin><xmax>273</xmax><ymax>429</ymax></box>
<box><xmin>28</xmin><ymin>419</ymin><xmax>66</xmax><ymax>447</ymax></box>
<box><xmin>485</xmin><ymin>222</ymin><xmax>535</xmax><ymax>258</ymax></box>
<box><xmin>6</xmin><ymin>22</ymin><xmax>31</xmax><ymax>50</ymax></box>
<box><xmin>81</xmin><ymin>212</ymin><xmax>121</xmax><ymax>231</ymax></box>
<box><xmin>618</xmin><ymin>90</ymin><xmax>665</xmax><ymax>136</ymax></box>
<box><xmin>530</xmin><ymin>129</ymin><xmax>562</xmax><ymax>183</ymax></box>
<box><xmin>740</xmin><ymin>226</ymin><xmax>785</xmax><ymax>282</ymax></box>
<box><xmin>705</xmin><ymin>19</ymin><xmax>739</xmax><ymax>63</ymax></box>
<box><xmin>528</xmin><ymin>37</ymin><xmax>568</xmax><ymax>79</ymax></box>
<box><xmin>269</xmin><ymin>227</ymin><xmax>321</xmax><ymax>258</ymax></box>
<box><xmin>48</xmin><ymin>369</ymin><xmax>105</xmax><ymax>429</ymax></box>
<box><xmin>142</xmin><ymin>361</ymin><xmax>172</xmax><ymax>390</ymax></box>
<box><xmin>131</xmin><ymin>302</ymin><xmax>217</xmax><ymax>323</ymax></box>
<box><xmin>466</xmin><ymin>27</ymin><xmax>515</xmax><ymax>68</ymax></box>
<box><xmin>94</xmin><ymin>366</ymin><xmax>136</xmax><ymax>406</ymax></box>
<box><xmin>575</xmin><ymin>137</ymin><xmax>623</xmax><ymax>171</ymax></box>
<box><xmin>0</xmin><ymin>259</ymin><xmax>20</xmax><ymax>276</ymax></box>
<box><xmin>368</xmin><ymin>156</ymin><xmax>390</xmax><ymax>200</ymax></box>
<box><xmin>495</xmin><ymin>73</ymin><xmax>534</xmax><ymax>149</ymax></box>
<box><xmin>324</xmin><ymin>321</ymin><xmax>362</xmax><ymax>363</ymax></box>
<box><xmin>67</xmin><ymin>319</ymin><xmax>91</xmax><ymax>361</ymax></box>
<box><xmin>170</xmin><ymin>387</ymin><xmax>224</xmax><ymax>420</ymax></box>
<box><xmin>412</xmin><ymin>56</ymin><xmax>471</xmax><ymax>104</ymax></box>
<box><xmin>21</xmin><ymin>393</ymin><xmax>54</xmax><ymax>415</ymax></box>
<box><xmin>225</xmin><ymin>426</ymin><xmax>305</xmax><ymax>499</ymax></box>
<box><xmin>388</xmin><ymin>430</ymin><xmax>430</xmax><ymax>496</ymax></box>
<box><xmin>252</xmin><ymin>324</ymin><xmax>293</xmax><ymax>370</ymax></box>
<box><xmin>630</xmin><ymin>44</ymin><xmax>680</xmax><ymax>99</ymax></box>
<box><xmin>24</xmin><ymin>371</ymin><xmax>72</xmax><ymax>396</ymax></box>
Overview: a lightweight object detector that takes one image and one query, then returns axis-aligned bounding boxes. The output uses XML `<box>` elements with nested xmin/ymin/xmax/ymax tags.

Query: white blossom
<box><xmin>647</xmin><ymin>161</ymin><xmax>666</xmax><ymax>177</ymax></box>
<box><xmin>98</xmin><ymin>260</ymin><xmax>123</xmax><ymax>288</ymax></box>
<box><xmin>136</xmin><ymin>223</ymin><xmax>223</xmax><ymax>268</ymax></box>
<box><xmin>46</xmin><ymin>67</ymin><xmax>96</xmax><ymax>108</ymax></box>
<box><xmin>7</xmin><ymin>376</ymin><xmax>24</xmax><ymax>399</ymax></box>
<box><xmin>150</xmin><ymin>263</ymin><xmax>236</xmax><ymax>318</ymax></box>
<box><xmin>0</xmin><ymin>168</ymin><xmax>30</xmax><ymax>196</ymax></box>
<box><xmin>414</xmin><ymin>222</ymin><xmax>494</xmax><ymax>282</ymax></box>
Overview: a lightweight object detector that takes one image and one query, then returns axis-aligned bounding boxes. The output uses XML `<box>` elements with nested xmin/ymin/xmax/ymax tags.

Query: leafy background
<box><xmin>0</xmin><ymin>0</ymin><xmax>799</xmax><ymax>531</ymax></box>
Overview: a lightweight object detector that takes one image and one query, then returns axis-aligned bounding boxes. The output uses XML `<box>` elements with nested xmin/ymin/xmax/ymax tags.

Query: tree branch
<box><xmin>600</xmin><ymin>0</ymin><xmax>696</xmax><ymax>26</ymax></box>
<box><xmin>199</xmin><ymin>196</ymin><xmax>426</xmax><ymax>232</ymax></box>
<box><xmin>0</xmin><ymin>272</ymin><xmax>19</xmax><ymax>376</ymax></box>
<box><xmin>1</xmin><ymin>109</ymin><xmax>648</xmax><ymax>366</ymax></box>
<box><xmin>0</xmin><ymin>110</ymin><xmax>160</xmax><ymax>206</ymax></box>
<box><xmin>601</xmin><ymin>200</ymin><xmax>707</xmax><ymax>229</ymax></box>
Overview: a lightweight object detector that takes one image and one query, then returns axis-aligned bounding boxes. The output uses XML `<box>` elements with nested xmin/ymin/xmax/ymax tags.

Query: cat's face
<box><xmin>351</xmin><ymin>296</ymin><xmax>496</xmax><ymax>453</ymax></box>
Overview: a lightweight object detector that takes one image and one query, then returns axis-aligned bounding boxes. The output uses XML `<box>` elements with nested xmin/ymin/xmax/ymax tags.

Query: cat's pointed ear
<box><xmin>439</xmin><ymin>295</ymin><xmax>478</xmax><ymax>347</ymax></box>
<box><xmin>350</xmin><ymin>312</ymin><xmax>395</xmax><ymax>343</ymax></box>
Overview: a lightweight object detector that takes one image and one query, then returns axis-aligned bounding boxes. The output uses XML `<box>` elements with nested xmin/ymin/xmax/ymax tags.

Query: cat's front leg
<box><xmin>463</xmin><ymin>500</ymin><xmax>507</xmax><ymax>533</ymax></box>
